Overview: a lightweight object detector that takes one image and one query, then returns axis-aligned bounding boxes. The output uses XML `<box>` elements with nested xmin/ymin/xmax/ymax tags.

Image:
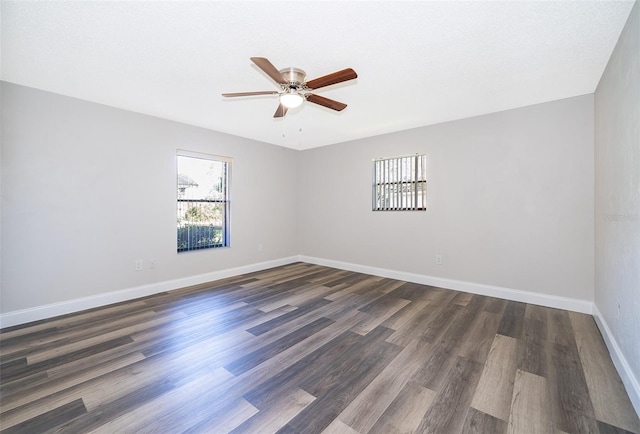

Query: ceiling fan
<box><xmin>222</xmin><ymin>57</ymin><xmax>358</xmax><ymax>118</ymax></box>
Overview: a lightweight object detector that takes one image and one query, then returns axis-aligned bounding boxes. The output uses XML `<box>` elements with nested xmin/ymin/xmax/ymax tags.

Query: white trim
<box><xmin>0</xmin><ymin>256</ymin><xmax>299</xmax><ymax>329</ymax></box>
<box><xmin>1</xmin><ymin>254</ymin><xmax>594</xmax><ymax>326</ymax></box>
<box><xmin>592</xmin><ymin>304</ymin><xmax>640</xmax><ymax>417</ymax></box>
<box><xmin>373</xmin><ymin>153</ymin><xmax>424</xmax><ymax>162</ymax></box>
<box><xmin>176</xmin><ymin>149</ymin><xmax>233</xmax><ymax>163</ymax></box>
<box><xmin>299</xmin><ymin>255</ymin><xmax>593</xmax><ymax>314</ymax></box>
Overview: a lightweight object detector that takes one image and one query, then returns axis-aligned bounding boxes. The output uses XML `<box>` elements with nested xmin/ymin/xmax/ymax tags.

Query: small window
<box><xmin>372</xmin><ymin>154</ymin><xmax>426</xmax><ymax>211</ymax></box>
<box><xmin>177</xmin><ymin>150</ymin><xmax>231</xmax><ymax>252</ymax></box>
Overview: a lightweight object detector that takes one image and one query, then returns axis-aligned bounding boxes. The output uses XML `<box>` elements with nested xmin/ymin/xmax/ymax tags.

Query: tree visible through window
<box><xmin>373</xmin><ymin>154</ymin><xmax>426</xmax><ymax>211</ymax></box>
<box><xmin>177</xmin><ymin>150</ymin><xmax>231</xmax><ymax>252</ymax></box>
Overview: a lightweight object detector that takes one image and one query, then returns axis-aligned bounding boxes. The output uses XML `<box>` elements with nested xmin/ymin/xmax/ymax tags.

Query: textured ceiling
<box><xmin>1</xmin><ymin>1</ymin><xmax>634</xmax><ymax>150</ymax></box>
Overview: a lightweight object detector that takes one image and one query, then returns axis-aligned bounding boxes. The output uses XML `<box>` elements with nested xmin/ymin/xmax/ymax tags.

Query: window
<box><xmin>372</xmin><ymin>154</ymin><xmax>426</xmax><ymax>211</ymax></box>
<box><xmin>176</xmin><ymin>150</ymin><xmax>231</xmax><ymax>252</ymax></box>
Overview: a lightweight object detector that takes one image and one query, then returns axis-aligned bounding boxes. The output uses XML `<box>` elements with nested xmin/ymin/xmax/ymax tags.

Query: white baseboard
<box><xmin>592</xmin><ymin>304</ymin><xmax>640</xmax><ymax>417</ymax></box>
<box><xmin>1</xmin><ymin>254</ymin><xmax>593</xmax><ymax>326</ymax></box>
<box><xmin>1</xmin><ymin>254</ymin><xmax>594</xmax><ymax>329</ymax></box>
<box><xmin>300</xmin><ymin>255</ymin><xmax>593</xmax><ymax>314</ymax></box>
<box><xmin>0</xmin><ymin>256</ymin><xmax>300</xmax><ymax>329</ymax></box>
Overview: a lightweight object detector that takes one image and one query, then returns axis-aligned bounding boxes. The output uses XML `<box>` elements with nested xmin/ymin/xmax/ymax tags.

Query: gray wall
<box><xmin>0</xmin><ymin>83</ymin><xmax>598</xmax><ymax>315</ymax></box>
<box><xmin>595</xmin><ymin>0</ymin><xmax>640</xmax><ymax>394</ymax></box>
<box><xmin>1</xmin><ymin>82</ymin><xmax>299</xmax><ymax>313</ymax></box>
<box><xmin>299</xmin><ymin>95</ymin><xmax>595</xmax><ymax>301</ymax></box>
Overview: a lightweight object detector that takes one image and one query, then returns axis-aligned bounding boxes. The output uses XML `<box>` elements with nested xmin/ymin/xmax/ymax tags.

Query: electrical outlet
<box><xmin>617</xmin><ymin>303</ymin><xmax>621</xmax><ymax>320</ymax></box>
<box><xmin>149</xmin><ymin>259</ymin><xmax>156</xmax><ymax>269</ymax></box>
<box><xmin>435</xmin><ymin>254</ymin><xmax>443</xmax><ymax>265</ymax></box>
<box><xmin>258</xmin><ymin>244</ymin><xmax>264</xmax><ymax>252</ymax></box>
<box><xmin>135</xmin><ymin>260</ymin><xmax>143</xmax><ymax>271</ymax></box>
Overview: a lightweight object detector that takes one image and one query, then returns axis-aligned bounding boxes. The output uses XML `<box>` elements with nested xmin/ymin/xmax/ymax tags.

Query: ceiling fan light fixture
<box><xmin>280</xmin><ymin>92</ymin><xmax>304</xmax><ymax>108</ymax></box>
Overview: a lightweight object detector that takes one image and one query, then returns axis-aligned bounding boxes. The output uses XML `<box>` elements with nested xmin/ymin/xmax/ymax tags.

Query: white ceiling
<box><xmin>1</xmin><ymin>1</ymin><xmax>634</xmax><ymax>150</ymax></box>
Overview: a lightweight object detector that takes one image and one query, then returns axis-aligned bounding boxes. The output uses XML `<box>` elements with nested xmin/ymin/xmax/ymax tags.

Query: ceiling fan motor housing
<box><xmin>279</xmin><ymin>67</ymin><xmax>306</xmax><ymax>88</ymax></box>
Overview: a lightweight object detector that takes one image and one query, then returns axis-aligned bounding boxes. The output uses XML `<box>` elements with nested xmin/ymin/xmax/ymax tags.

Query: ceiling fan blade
<box><xmin>222</xmin><ymin>91</ymin><xmax>279</xmax><ymax>97</ymax></box>
<box><xmin>306</xmin><ymin>94</ymin><xmax>347</xmax><ymax>111</ymax></box>
<box><xmin>251</xmin><ymin>57</ymin><xmax>287</xmax><ymax>85</ymax></box>
<box><xmin>273</xmin><ymin>103</ymin><xmax>288</xmax><ymax>118</ymax></box>
<box><xmin>305</xmin><ymin>68</ymin><xmax>357</xmax><ymax>90</ymax></box>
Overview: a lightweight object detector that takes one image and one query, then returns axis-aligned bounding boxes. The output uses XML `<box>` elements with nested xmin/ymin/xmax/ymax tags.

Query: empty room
<box><xmin>1</xmin><ymin>1</ymin><xmax>639</xmax><ymax>433</ymax></box>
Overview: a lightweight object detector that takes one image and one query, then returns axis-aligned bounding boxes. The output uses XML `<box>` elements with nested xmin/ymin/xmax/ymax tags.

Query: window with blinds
<box><xmin>177</xmin><ymin>150</ymin><xmax>231</xmax><ymax>252</ymax></box>
<box><xmin>372</xmin><ymin>154</ymin><xmax>426</xmax><ymax>211</ymax></box>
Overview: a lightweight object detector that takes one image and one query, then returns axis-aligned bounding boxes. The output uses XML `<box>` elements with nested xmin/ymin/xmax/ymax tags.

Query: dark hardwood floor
<box><xmin>1</xmin><ymin>262</ymin><xmax>639</xmax><ymax>433</ymax></box>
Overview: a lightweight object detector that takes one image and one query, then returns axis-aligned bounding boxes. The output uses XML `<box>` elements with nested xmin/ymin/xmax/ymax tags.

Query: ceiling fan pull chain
<box><xmin>282</xmin><ymin>111</ymin><xmax>286</xmax><ymax>138</ymax></box>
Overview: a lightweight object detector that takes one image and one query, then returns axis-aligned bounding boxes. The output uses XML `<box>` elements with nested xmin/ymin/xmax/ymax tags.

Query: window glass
<box><xmin>177</xmin><ymin>151</ymin><xmax>231</xmax><ymax>252</ymax></box>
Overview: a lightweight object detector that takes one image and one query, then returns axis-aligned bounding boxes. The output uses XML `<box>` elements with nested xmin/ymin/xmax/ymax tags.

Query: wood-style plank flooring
<box><xmin>1</xmin><ymin>263</ymin><xmax>639</xmax><ymax>433</ymax></box>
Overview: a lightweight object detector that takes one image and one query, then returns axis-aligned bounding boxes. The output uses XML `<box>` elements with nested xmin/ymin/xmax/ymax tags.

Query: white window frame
<box><xmin>372</xmin><ymin>154</ymin><xmax>426</xmax><ymax>211</ymax></box>
<box><xmin>176</xmin><ymin>150</ymin><xmax>231</xmax><ymax>252</ymax></box>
